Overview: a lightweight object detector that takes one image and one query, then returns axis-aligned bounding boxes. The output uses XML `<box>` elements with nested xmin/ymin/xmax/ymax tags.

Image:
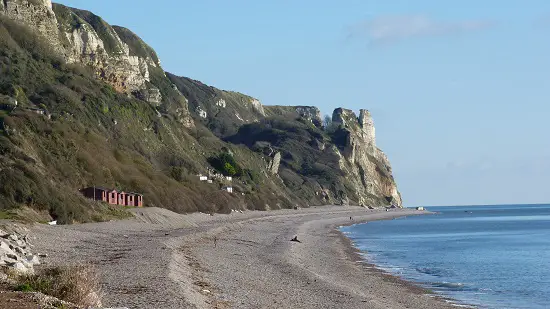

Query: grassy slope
<box><xmin>0</xmin><ymin>16</ymin><xmax>298</xmax><ymax>223</ymax></box>
<box><xmin>226</xmin><ymin>116</ymin><xmax>357</xmax><ymax>205</ymax></box>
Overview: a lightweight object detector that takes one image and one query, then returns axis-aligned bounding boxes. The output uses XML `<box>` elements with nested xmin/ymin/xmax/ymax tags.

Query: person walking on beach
<box><xmin>214</xmin><ymin>236</ymin><xmax>217</xmax><ymax>248</ymax></box>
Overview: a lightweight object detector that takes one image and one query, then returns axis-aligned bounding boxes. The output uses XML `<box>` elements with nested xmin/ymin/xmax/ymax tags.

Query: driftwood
<box><xmin>290</xmin><ymin>236</ymin><xmax>301</xmax><ymax>243</ymax></box>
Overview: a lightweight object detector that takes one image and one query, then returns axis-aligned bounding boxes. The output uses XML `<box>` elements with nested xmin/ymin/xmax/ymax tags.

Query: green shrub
<box><xmin>208</xmin><ymin>152</ymin><xmax>242</xmax><ymax>177</ymax></box>
<box><xmin>14</xmin><ymin>283</ymin><xmax>34</xmax><ymax>292</ymax></box>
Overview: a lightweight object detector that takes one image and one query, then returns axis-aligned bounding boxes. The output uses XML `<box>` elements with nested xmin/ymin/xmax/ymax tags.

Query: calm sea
<box><xmin>340</xmin><ymin>204</ymin><xmax>550</xmax><ymax>309</ymax></box>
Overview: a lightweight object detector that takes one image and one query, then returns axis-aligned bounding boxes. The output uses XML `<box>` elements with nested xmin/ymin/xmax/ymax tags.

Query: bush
<box><xmin>208</xmin><ymin>152</ymin><xmax>242</xmax><ymax>177</ymax></box>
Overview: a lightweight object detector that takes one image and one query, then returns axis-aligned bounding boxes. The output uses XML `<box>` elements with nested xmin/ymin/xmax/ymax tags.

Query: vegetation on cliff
<box><xmin>0</xmin><ymin>16</ymin><xmax>297</xmax><ymax>223</ymax></box>
<box><xmin>0</xmin><ymin>2</ymin><xmax>402</xmax><ymax>224</ymax></box>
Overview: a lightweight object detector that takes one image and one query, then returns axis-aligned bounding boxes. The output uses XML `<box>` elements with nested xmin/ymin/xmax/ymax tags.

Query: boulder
<box><xmin>0</xmin><ymin>231</ymin><xmax>40</xmax><ymax>274</ymax></box>
<box><xmin>26</xmin><ymin>255</ymin><xmax>40</xmax><ymax>265</ymax></box>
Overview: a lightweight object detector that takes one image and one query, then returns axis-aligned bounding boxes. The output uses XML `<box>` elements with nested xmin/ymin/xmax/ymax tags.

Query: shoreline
<box><xmin>179</xmin><ymin>207</ymin><xmax>462</xmax><ymax>308</ymax></box>
<box><xmin>335</xmin><ymin>214</ymin><xmax>477</xmax><ymax>309</ymax></box>
<box><xmin>28</xmin><ymin>206</ymin><xmax>466</xmax><ymax>308</ymax></box>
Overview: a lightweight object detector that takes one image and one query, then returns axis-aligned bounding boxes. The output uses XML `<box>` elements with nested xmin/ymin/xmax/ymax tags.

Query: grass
<box><xmin>0</xmin><ymin>210</ymin><xmax>18</xmax><ymax>220</ymax></box>
<box><xmin>11</xmin><ymin>265</ymin><xmax>102</xmax><ymax>307</ymax></box>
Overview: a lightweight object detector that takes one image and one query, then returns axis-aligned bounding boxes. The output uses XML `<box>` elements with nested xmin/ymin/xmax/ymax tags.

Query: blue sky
<box><xmin>55</xmin><ymin>0</ymin><xmax>550</xmax><ymax>206</ymax></box>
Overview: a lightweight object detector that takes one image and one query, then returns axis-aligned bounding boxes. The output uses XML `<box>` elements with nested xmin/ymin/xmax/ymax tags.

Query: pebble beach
<box><xmin>30</xmin><ymin>206</ymin><xmax>459</xmax><ymax>309</ymax></box>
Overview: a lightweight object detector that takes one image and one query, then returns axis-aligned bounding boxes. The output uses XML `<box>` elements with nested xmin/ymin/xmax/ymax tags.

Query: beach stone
<box><xmin>6</xmin><ymin>253</ymin><xmax>19</xmax><ymax>261</ymax></box>
<box><xmin>11</xmin><ymin>262</ymin><xmax>31</xmax><ymax>274</ymax></box>
<box><xmin>26</xmin><ymin>255</ymin><xmax>40</xmax><ymax>265</ymax></box>
<box><xmin>14</xmin><ymin>246</ymin><xmax>26</xmax><ymax>255</ymax></box>
<box><xmin>0</xmin><ymin>241</ymin><xmax>16</xmax><ymax>255</ymax></box>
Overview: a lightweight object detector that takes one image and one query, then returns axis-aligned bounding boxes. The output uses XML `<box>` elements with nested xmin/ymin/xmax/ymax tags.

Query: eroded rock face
<box><xmin>1</xmin><ymin>0</ymin><xmax>64</xmax><ymax>53</ymax></box>
<box><xmin>296</xmin><ymin>106</ymin><xmax>322</xmax><ymax>127</ymax></box>
<box><xmin>59</xmin><ymin>6</ymin><xmax>153</xmax><ymax>95</ymax></box>
<box><xmin>332</xmin><ymin>108</ymin><xmax>402</xmax><ymax>207</ymax></box>
<box><xmin>269</xmin><ymin>152</ymin><xmax>281</xmax><ymax>175</ymax></box>
<box><xmin>0</xmin><ymin>1</ymin><xmax>193</xmax><ymax>127</ymax></box>
<box><xmin>135</xmin><ymin>88</ymin><xmax>162</xmax><ymax>106</ymax></box>
<box><xmin>250</xmin><ymin>99</ymin><xmax>265</xmax><ymax>116</ymax></box>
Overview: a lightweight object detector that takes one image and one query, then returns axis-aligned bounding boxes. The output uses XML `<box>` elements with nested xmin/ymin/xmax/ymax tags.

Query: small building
<box><xmin>118</xmin><ymin>191</ymin><xmax>127</xmax><ymax>206</ymax></box>
<box><xmin>207</xmin><ymin>180</ymin><xmax>213</xmax><ymax>184</ymax></box>
<box><xmin>225</xmin><ymin>176</ymin><xmax>232</xmax><ymax>181</ymax></box>
<box><xmin>107</xmin><ymin>189</ymin><xmax>118</xmax><ymax>205</ymax></box>
<box><xmin>80</xmin><ymin>187</ymin><xmax>108</xmax><ymax>203</ymax></box>
<box><xmin>81</xmin><ymin>187</ymin><xmax>143</xmax><ymax>207</ymax></box>
<box><xmin>222</xmin><ymin>186</ymin><xmax>233</xmax><ymax>193</ymax></box>
<box><xmin>416</xmin><ymin>206</ymin><xmax>425</xmax><ymax>211</ymax></box>
<box><xmin>128</xmin><ymin>192</ymin><xmax>144</xmax><ymax>207</ymax></box>
<box><xmin>126</xmin><ymin>194</ymin><xmax>135</xmax><ymax>207</ymax></box>
<box><xmin>199</xmin><ymin>175</ymin><xmax>208</xmax><ymax>181</ymax></box>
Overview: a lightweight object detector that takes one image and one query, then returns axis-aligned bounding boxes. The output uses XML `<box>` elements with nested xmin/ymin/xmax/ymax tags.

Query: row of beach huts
<box><xmin>80</xmin><ymin>174</ymin><xmax>234</xmax><ymax>207</ymax></box>
<box><xmin>80</xmin><ymin>187</ymin><xmax>144</xmax><ymax>207</ymax></box>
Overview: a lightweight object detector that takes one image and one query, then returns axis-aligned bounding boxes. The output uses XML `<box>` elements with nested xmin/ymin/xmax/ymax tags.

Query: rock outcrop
<box><xmin>0</xmin><ymin>1</ymin><xmax>193</xmax><ymax>126</ymax></box>
<box><xmin>1</xmin><ymin>0</ymin><xmax>63</xmax><ymax>53</ymax></box>
<box><xmin>0</xmin><ymin>229</ymin><xmax>41</xmax><ymax>274</ymax></box>
<box><xmin>268</xmin><ymin>152</ymin><xmax>281</xmax><ymax>175</ymax></box>
<box><xmin>332</xmin><ymin>108</ymin><xmax>402</xmax><ymax>207</ymax></box>
<box><xmin>266</xmin><ymin>105</ymin><xmax>323</xmax><ymax>127</ymax></box>
<box><xmin>55</xmin><ymin>5</ymin><xmax>156</xmax><ymax>96</ymax></box>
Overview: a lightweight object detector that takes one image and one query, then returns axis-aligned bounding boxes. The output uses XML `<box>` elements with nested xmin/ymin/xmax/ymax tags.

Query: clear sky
<box><xmin>55</xmin><ymin>0</ymin><xmax>550</xmax><ymax>207</ymax></box>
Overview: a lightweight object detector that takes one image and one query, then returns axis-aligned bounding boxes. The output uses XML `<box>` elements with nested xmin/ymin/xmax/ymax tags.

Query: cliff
<box><xmin>331</xmin><ymin>109</ymin><xmax>402</xmax><ymax>206</ymax></box>
<box><xmin>0</xmin><ymin>1</ymin><xmax>402</xmax><ymax>223</ymax></box>
<box><xmin>167</xmin><ymin>73</ymin><xmax>266</xmax><ymax>137</ymax></box>
<box><xmin>0</xmin><ymin>0</ymin><xmax>193</xmax><ymax>126</ymax></box>
<box><xmin>226</xmin><ymin>107</ymin><xmax>402</xmax><ymax>207</ymax></box>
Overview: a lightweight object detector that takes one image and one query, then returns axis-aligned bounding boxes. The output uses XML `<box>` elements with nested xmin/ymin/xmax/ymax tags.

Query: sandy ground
<box><xmin>30</xmin><ymin>206</ymin><xmax>461</xmax><ymax>309</ymax></box>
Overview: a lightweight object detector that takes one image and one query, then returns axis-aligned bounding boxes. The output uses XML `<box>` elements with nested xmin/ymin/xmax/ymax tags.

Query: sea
<box><xmin>340</xmin><ymin>204</ymin><xmax>550</xmax><ymax>309</ymax></box>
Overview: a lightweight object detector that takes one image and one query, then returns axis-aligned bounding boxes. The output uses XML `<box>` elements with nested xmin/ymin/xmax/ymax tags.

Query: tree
<box><xmin>208</xmin><ymin>152</ymin><xmax>242</xmax><ymax>177</ymax></box>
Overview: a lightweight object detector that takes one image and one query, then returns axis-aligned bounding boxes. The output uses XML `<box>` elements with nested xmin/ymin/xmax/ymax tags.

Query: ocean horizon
<box><xmin>341</xmin><ymin>204</ymin><xmax>550</xmax><ymax>309</ymax></box>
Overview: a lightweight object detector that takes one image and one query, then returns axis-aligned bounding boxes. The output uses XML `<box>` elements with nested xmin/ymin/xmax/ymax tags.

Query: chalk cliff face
<box><xmin>332</xmin><ymin>108</ymin><xmax>402</xmax><ymax>206</ymax></box>
<box><xmin>0</xmin><ymin>0</ymin><xmax>193</xmax><ymax>126</ymax></box>
<box><xmin>1</xmin><ymin>0</ymin><xmax>63</xmax><ymax>52</ymax></box>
